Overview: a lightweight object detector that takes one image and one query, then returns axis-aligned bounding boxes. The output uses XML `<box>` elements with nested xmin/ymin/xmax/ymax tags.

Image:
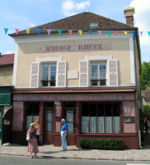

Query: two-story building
<box><xmin>0</xmin><ymin>53</ymin><xmax>14</xmax><ymax>144</ymax></box>
<box><xmin>10</xmin><ymin>8</ymin><xmax>141</xmax><ymax>149</ymax></box>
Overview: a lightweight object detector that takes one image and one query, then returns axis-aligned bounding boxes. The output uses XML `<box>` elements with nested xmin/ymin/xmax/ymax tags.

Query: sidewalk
<box><xmin>0</xmin><ymin>143</ymin><xmax>150</xmax><ymax>161</ymax></box>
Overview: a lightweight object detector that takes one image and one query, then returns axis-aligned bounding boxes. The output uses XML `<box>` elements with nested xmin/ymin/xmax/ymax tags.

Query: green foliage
<box><xmin>79</xmin><ymin>139</ymin><xmax>125</xmax><ymax>150</ymax></box>
<box><xmin>142</xmin><ymin>104</ymin><xmax>150</xmax><ymax>119</ymax></box>
<box><xmin>140</xmin><ymin>62</ymin><xmax>150</xmax><ymax>90</ymax></box>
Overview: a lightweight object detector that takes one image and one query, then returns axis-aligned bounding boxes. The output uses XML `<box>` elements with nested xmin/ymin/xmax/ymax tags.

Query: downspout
<box><xmin>133</xmin><ymin>30</ymin><xmax>141</xmax><ymax>148</ymax></box>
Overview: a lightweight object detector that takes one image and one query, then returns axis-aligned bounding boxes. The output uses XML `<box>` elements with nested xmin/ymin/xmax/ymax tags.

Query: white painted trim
<box><xmin>12</xmin><ymin>44</ymin><xmax>18</xmax><ymax>87</ymax></box>
<box><xmin>129</xmin><ymin>36</ymin><xmax>135</xmax><ymax>85</ymax></box>
<box><xmin>84</xmin><ymin>55</ymin><xmax>112</xmax><ymax>61</ymax></box>
<box><xmin>36</xmin><ymin>56</ymin><xmax>62</xmax><ymax>63</ymax></box>
<box><xmin>14</xmin><ymin>33</ymin><xmax>132</xmax><ymax>43</ymax></box>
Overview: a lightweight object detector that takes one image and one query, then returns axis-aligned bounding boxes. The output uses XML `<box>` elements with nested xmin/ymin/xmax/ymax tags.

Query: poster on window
<box><xmin>66</xmin><ymin>110</ymin><xmax>74</xmax><ymax>122</ymax></box>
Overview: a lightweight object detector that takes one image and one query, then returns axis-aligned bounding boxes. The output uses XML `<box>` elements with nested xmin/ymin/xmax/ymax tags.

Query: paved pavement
<box><xmin>0</xmin><ymin>143</ymin><xmax>150</xmax><ymax>161</ymax></box>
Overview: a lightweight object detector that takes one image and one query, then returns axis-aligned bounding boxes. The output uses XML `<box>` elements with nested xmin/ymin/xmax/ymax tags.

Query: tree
<box><xmin>140</xmin><ymin>62</ymin><xmax>150</xmax><ymax>90</ymax></box>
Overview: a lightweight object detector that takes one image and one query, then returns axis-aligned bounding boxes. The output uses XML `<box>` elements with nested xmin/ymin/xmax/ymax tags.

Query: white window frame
<box><xmin>90</xmin><ymin>61</ymin><xmax>107</xmax><ymax>86</ymax></box>
<box><xmin>41</xmin><ymin>63</ymin><xmax>57</xmax><ymax>87</ymax></box>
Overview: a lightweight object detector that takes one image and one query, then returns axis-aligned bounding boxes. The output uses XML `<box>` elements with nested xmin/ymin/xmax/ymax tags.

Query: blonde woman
<box><xmin>27</xmin><ymin>123</ymin><xmax>39</xmax><ymax>158</ymax></box>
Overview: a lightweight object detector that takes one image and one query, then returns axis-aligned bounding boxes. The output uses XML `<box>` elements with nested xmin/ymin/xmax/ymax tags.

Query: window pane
<box><xmin>97</xmin><ymin>104</ymin><xmax>104</xmax><ymax>116</ymax></box>
<box><xmin>66</xmin><ymin>110</ymin><xmax>74</xmax><ymax>122</ymax></box>
<box><xmin>105</xmin><ymin>117</ymin><xmax>112</xmax><ymax>133</ymax></box>
<box><xmin>98</xmin><ymin>117</ymin><xmax>104</xmax><ymax>133</ymax></box>
<box><xmin>50</xmin><ymin>64</ymin><xmax>56</xmax><ymax>80</ymax></box>
<box><xmin>91</xmin><ymin>64</ymin><xmax>98</xmax><ymax>79</ymax></box>
<box><xmin>105</xmin><ymin>104</ymin><xmax>112</xmax><ymax>116</ymax></box>
<box><xmin>89</xmin><ymin>104</ymin><xmax>96</xmax><ymax>116</ymax></box>
<box><xmin>82</xmin><ymin>104</ymin><xmax>89</xmax><ymax>116</ymax></box>
<box><xmin>47</xmin><ymin>111</ymin><xmax>53</xmax><ymax>121</ymax></box>
<box><xmin>113</xmin><ymin>117</ymin><xmax>120</xmax><ymax>133</ymax></box>
<box><xmin>68</xmin><ymin>123</ymin><xmax>73</xmax><ymax>133</ymax></box>
<box><xmin>42</xmin><ymin>64</ymin><xmax>49</xmax><ymax>80</ymax></box>
<box><xmin>82</xmin><ymin>117</ymin><xmax>89</xmax><ymax>133</ymax></box>
<box><xmin>91</xmin><ymin>80</ymin><xmax>98</xmax><ymax>86</ymax></box>
<box><xmin>100</xmin><ymin>63</ymin><xmax>106</xmax><ymax>79</ymax></box>
<box><xmin>112</xmin><ymin>104</ymin><xmax>120</xmax><ymax>116</ymax></box>
<box><xmin>27</xmin><ymin>116</ymin><xmax>32</xmax><ymax>130</ymax></box>
<box><xmin>90</xmin><ymin>117</ymin><xmax>96</xmax><ymax>133</ymax></box>
<box><xmin>33</xmin><ymin>116</ymin><xmax>39</xmax><ymax>122</ymax></box>
<box><xmin>46</xmin><ymin>111</ymin><xmax>53</xmax><ymax>132</ymax></box>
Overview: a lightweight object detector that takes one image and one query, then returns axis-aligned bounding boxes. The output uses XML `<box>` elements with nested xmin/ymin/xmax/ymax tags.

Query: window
<box><xmin>46</xmin><ymin>110</ymin><xmax>53</xmax><ymax>132</ymax></box>
<box><xmin>41</xmin><ymin>63</ymin><xmax>56</xmax><ymax>87</ymax></box>
<box><xmin>66</xmin><ymin>110</ymin><xmax>74</xmax><ymax>133</ymax></box>
<box><xmin>26</xmin><ymin>103</ymin><xmax>39</xmax><ymax>130</ymax></box>
<box><xmin>81</xmin><ymin>103</ymin><xmax>120</xmax><ymax>133</ymax></box>
<box><xmin>90</xmin><ymin>62</ymin><xmax>106</xmax><ymax>86</ymax></box>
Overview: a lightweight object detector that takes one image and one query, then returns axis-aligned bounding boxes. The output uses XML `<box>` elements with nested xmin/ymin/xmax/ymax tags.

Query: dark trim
<box><xmin>13</xmin><ymin>86</ymin><xmax>136</xmax><ymax>94</ymax></box>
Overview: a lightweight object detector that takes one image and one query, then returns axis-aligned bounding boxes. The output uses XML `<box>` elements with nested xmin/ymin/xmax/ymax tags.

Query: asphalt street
<box><xmin>0</xmin><ymin>155</ymin><xmax>150</xmax><ymax>165</ymax></box>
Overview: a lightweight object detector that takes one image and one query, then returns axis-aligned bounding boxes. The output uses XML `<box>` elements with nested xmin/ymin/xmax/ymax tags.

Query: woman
<box><xmin>34</xmin><ymin>120</ymin><xmax>40</xmax><ymax>145</ymax></box>
<box><xmin>27</xmin><ymin>123</ymin><xmax>39</xmax><ymax>158</ymax></box>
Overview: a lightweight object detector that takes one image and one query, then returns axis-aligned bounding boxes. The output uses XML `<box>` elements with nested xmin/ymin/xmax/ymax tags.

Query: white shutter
<box><xmin>57</xmin><ymin>61</ymin><xmax>66</xmax><ymax>87</ymax></box>
<box><xmin>107</xmin><ymin>59</ymin><xmax>118</xmax><ymax>86</ymax></box>
<box><xmin>79</xmin><ymin>60</ymin><xmax>88</xmax><ymax>87</ymax></box>
<box><xmin>30</xmin><ymin>62</ymin><xmax>39</xmax><ymax>88</ymax></box>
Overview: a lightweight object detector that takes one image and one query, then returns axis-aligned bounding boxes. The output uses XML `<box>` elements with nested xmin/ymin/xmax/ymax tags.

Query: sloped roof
<box><xmin>10</xmin><ymin>12</ymin><xmax>136</xmax><ymax>37</ymax></box>
<box><xmin>0</xmin><ymin>54</ymin><xmax>14</xmax><ymax>66</ymax></box>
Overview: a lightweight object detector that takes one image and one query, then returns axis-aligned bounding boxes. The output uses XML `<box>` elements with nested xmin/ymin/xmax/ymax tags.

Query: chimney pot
<box><xmin>124</xmin><ymin>7</ymin><xmax>135</xmax><ymax>26</ymax></box>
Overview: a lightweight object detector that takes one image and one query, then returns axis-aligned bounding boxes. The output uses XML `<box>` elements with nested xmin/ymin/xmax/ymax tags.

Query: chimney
<box><xmin>124</xmin><ymin>7</ymin><xmax>135</xmax><ymax>26</ymax></box>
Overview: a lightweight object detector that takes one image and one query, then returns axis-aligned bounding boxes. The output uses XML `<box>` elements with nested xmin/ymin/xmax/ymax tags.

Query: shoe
<box><xmin>30</xmin><ymin>155</ymin><xmax>33</xmax><ymax>159</ymax></box>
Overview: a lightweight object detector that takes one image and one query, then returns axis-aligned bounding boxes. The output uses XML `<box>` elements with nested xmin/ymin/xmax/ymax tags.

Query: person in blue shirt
<box><xmin>60</xmin><ymin>118</ymin><xmax>68</xmax><ymax>151</ymax></box>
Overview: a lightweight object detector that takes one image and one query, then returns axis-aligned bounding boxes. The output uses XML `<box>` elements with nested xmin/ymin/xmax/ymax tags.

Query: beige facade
<box><xmin>14</xmin><ymin>34</ymin><xmax>134</xmax><ymax>88</ymax></box>
<box><xmin>0</xmin><ymin>66</ymin><xmax>13</xmax><ymax>86</ymax></box>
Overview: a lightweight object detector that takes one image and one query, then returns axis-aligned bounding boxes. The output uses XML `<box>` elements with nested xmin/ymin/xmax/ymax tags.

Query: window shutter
<box><xmin>30</xmin><ymin>62</ymin><xmax>39</xmax><ymax>88</ymax></box>
<box><xmin>79</xmin><ymin>60</ymin><xmax>88</xmax><ymax>87</ymax></box>
<box><xmin>57</xmin><ymin>61</ymin><xmax>66</xmax><ymax>87</ymax></box>
<box><xmin>107</xmin><ymin>60</ymin><xmax>118</xmax><ymax>86</ymax></box>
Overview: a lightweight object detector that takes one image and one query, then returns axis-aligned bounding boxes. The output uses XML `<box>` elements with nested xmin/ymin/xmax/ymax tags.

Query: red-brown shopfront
<box><xmin>12</xmin><ymin>87</ymin><xmax>139</xmax><ymax>149</ymax></box>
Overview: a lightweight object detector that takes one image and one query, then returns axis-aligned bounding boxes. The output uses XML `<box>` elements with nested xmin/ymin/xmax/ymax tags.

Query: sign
<box><xmin>38</xmin><ymin>43</ymin><xmax>112</xmax><ymax>53</ymax></box>
<box><xmin>67</xmin><ymin>70</ymin><xmax>78</xmax><ymax>79</ymax></box>
<box><xmin>124</xmin><ymin>117</ymin><xmax>134</xmax><ymax>123</ymax></box>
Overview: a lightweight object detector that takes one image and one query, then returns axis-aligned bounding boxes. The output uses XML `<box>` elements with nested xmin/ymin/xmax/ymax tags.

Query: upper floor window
<box><xmin>90</xmin><ymin>62</ymin><xmax>106</xmax><ymax>86</ymax></box>
<box><xmin>41</xmin><ymin>63</ymin><xmax>56</xmax><ymax>87</ymax></box>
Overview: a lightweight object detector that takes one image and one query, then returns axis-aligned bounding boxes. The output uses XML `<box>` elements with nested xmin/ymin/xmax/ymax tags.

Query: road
<box><xmin>0</xmin><ymin>155</ymin><xmax>150</xmax><ymax>165</ymax></box>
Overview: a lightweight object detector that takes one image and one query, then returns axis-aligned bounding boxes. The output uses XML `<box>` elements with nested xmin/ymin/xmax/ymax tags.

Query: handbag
<box><xmin>26</xmin><ymin>132</ymin><xmax>30</xmax><ymax>141</ymax></box>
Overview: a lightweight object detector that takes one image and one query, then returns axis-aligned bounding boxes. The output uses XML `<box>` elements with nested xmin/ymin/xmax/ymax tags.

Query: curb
<box><xmin>0</xmin><ymin>152</ymin><xmax>150</xmax><ymax>161</ymax></box>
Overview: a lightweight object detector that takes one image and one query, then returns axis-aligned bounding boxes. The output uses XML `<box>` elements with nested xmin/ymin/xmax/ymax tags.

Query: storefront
<box><xmin>0</xmin><ymin>86</ymin><xmax>13</xmax><ymax>144</ymax></box>
<box><xmin>12</xmin><ymin>87</ymin><xmax>139</xmax><ymax>148</ymax></box>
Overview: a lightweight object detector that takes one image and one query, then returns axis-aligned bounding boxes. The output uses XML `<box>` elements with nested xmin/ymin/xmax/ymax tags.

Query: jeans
<box><xmin>61</xmin><ymin>131</ymin><xmax>67</xmax><ymax>150</ymax></box>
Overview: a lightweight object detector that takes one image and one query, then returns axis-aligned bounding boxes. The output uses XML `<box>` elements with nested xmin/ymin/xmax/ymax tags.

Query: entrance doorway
<box><xmin>44</xmin><ymin>102</ymin><xmax>54</xmax><ymax>144</ymax></box>
<box><xmin>63</xmin><ymin>102</ymin><xmax>76</xmax><ymax>145</ymax></box>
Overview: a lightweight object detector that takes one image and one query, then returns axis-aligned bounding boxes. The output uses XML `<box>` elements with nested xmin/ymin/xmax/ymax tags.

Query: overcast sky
<box><xmin>0</xmin><ymin>0</ymin><xmax>150</xmax><ymax>62</ymax></box>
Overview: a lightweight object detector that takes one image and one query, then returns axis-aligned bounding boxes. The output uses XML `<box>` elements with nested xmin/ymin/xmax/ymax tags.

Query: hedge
<box><xmin>79</xmin><ymin>139</ymin><xmax>125</xmax><ymax>150</ymax></box>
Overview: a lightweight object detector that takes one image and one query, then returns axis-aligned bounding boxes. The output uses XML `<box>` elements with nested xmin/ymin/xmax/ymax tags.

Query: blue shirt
<box><xmin>61</xmin><ymin>123</ymin><xmax>68</xmax><ymax>131</ymax></box>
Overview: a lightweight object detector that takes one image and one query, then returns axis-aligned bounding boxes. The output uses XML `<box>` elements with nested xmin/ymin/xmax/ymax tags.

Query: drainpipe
<box><xmin>133</xmin><ymin>30</ymin><xmax>142</xmax><ymax>148</ymax></box>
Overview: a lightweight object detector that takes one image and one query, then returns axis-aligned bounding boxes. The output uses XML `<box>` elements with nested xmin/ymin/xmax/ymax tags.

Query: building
<box><xmin>10</xmin><ymin>9</ymin><xmax>141</xmax><ymax>149</ymax></box>
<box><xmin>0</xmin><ymin>53</ymin><xmax>14</xmax><ymax>143</ymax></box>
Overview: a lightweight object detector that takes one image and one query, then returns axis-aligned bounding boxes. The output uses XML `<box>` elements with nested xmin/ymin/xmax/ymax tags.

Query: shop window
<box><xmin>46</xmin><ymin>110</ymin><xmax>53</xmax><ymax>132</ymax></box>
<box><xmin>81</xmin><ymin>103</ymin><xmax>120</xmax><ymax>133</ymax></box>
<box><xmin>26</xmin><ymin>103</ymin><xmax>39</xmax><ymax>130</ymax></box>
<box><xmin>90</xmin><ymin>62</ymin><xmax>106</xmax><ymax>86</ymax></box>
<box><xmin>66</xmin><ymin>110</ymin><xmax>74</xmax><ymax>133</ymax></box>
<box><xmin>41</xmin><ymin>63</ymin><xmax>56</xmax><ymax>87</ymax></box>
